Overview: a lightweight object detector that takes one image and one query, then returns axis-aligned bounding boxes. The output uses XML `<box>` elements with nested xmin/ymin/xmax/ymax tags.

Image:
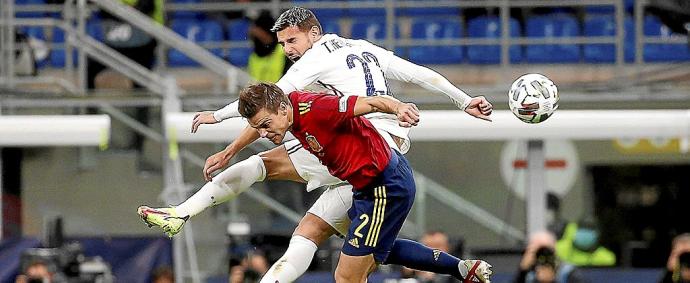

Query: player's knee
<box><xmin>334</xmin><ymin>267</ymin><xmax>366</xmax><ymax>283</ymax></box>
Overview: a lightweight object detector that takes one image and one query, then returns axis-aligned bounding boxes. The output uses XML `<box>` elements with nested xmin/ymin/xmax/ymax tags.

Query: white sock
<box><xmin>175</xmin><ymin>155</ymin><xmax>266</xmax><ymax>217</ymax></box>
<box><xmin>260</xmin><ymin>235</ymin><xmax>317</xmax><ymax>283</ymax></box>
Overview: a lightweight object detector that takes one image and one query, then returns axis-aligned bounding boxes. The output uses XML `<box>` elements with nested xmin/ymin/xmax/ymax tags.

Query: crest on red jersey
<box><xmin>305</xmin><ymin>133</ymin><xmax>323</xmax><ymax>153</ymax></box>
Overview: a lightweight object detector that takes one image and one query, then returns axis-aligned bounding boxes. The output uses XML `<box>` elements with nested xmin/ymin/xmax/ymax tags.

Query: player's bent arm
<box><xmin>384</xmin><ymin>56</ymin><xmax>472</xmax><ymax>110</ymax></box>
<box><xmin>353</xmin><ymin>96</ymin><xmax>419</xmax><ymax>127</ymax></box>
<box><xmin>222</xmin><ymin>124</ymin><xmax>261</xmax><ymax>158</ymax></box>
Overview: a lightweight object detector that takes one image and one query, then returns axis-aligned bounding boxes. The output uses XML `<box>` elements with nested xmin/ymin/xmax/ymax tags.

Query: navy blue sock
<box><xmin>384</xmin><ymin>238</ymin><xmax>462</xmax><ymax>279</ymax></box>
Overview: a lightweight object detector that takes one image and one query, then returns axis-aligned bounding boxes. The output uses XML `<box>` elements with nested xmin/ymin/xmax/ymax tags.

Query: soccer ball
<box><xmin>508</xmin><ymin>73</ymin><xmax>559</xmax><ymax>123</ymax></box>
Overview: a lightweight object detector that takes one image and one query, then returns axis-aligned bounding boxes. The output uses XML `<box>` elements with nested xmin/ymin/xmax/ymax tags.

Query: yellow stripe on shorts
<box><xmin>372</xmin><ymin>186</ymin><xmax>387</xmax><ymax>246</ymax></box>
<box><xmin>366</xmin><ymin>186</ymin><xmax>386</xmax><ymax>247</ymax></box>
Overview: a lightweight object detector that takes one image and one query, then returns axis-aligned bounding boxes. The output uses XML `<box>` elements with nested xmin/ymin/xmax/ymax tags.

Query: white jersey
<box><xmin>276</xmin><ymin>34</ymin><xmax>411</xmax><ymax>153</ymax></box>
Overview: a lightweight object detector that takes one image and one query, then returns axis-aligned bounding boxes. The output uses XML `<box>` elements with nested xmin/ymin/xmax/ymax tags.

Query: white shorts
<box><xmin>284</xmin><ymin>139</ymin><xmax>352</xmax><ymax>235</ymax></box>
<box><xmin>306</xmin><ymin>183</ymin><xmax>353</xmax><ymax>237</ymax></box>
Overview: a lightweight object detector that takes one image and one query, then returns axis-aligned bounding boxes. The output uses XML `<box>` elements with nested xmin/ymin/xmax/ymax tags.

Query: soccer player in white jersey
<box><xmin>139</xmin><ymin>7</ymin><xmax>493</xmax><ymax>283</ymax></box>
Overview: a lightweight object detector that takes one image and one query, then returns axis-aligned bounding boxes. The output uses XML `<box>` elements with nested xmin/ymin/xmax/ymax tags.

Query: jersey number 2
<box><xmin>346</xmin><ymin>52</ymin><xmax>388</xmax><ymax>96</ymax></box>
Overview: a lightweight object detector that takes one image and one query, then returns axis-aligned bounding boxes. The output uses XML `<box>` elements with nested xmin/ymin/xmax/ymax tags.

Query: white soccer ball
<box><xmin>507</xmin><ymin>73</ymin><xmax>559</xmax><ymax>124</ymax></box>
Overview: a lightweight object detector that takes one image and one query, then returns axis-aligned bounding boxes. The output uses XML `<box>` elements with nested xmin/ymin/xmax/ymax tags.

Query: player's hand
<box><xmin>203</xmin><ymin>149</ymin><xmax>233</xmax><ymax>181</ymax></box>
<box><xmin>191</xmin><ymin>111</ymin><xmax>220</xmax><ymax>133</ymax></box>
<box><xmin>396</xmin><ymin>102</ymin><xmax>420</xmax><ymax>127</ymax></box>
<box><xmin>465</xmin><ymin>96</ymin><xmax>493</xmax><ymax>122</ymax></box>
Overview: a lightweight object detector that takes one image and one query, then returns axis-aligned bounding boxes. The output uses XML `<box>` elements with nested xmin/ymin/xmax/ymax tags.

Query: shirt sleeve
<box><xmin>276</xmin><ymin>54</ymin><xmax>324</xmax><ymax>92</ymax></box>
<box><xmin>213</xmin><ymin>100</ymin><xmax>240</xmax><ymax>121</ymax></box>
<box><xmin>384</xmin><ymin>55</ymin><xmax>472</xmax><ymax>110</ymax></box>
<box><xmin>308</xmin><ymin>95</ymin><xmax>358</xmax><ymax>126</ymax></box>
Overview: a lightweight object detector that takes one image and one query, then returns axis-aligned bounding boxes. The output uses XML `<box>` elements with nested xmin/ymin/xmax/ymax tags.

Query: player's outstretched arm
<box><xmin>191</xmin><ymin>100</ymin><xmax>242</xmax><ymax>133</ymax></box>
<box><xmin>202</xmin><ymin>124</ymin><xmax>261</xmax><ymax>181</ymax></box>
<box><xmin>384</xmin><ymin>56</ymin><xmax>493</xmax><ymax>121</ymax></box>
<box><xmin>354</xmin><ymin>96</ymin><xmax>420</xmax><ymax>127</ymax></box>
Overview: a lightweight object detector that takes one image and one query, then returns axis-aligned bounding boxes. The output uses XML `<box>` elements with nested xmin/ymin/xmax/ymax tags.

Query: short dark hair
<box><xmin>271</xmin><ymin>7</ymin><xmax>322</xmax><ymax>34</ymax></box>
<box><xmin>238</xmin><ymin>82</ymin><xmax>290</xmax><ymax>119</ymax></box>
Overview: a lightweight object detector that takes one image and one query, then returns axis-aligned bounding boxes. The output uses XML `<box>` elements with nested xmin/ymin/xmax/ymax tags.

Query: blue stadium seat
<box><xmin>15</xmin><ymin>0</ymin><xmax>45</xmax><ymax>18</ymax></box>
<box><xmin>408</xmin><ymin>18</ymin><xmax>463</xmax><ymax>64</ymax></box>
<box><xmin>467</xmin><ymin>16</ymin><xmax>522</xmax><ymax>64</ymax></box>
<box><xmin>525</xmin><ymin>14</ymin><xmax>581</xmax><ymax>63</ymax></box>
<box><xmin>169</xmin><ymin>0</ymin><xmax>203</xmax><ymax>20</ymax></box>
<box><xmin>625</xmin><ymin>0</ymin><xmax>635</xmax><ymax>12</ymax></box>
<box><xmin>320</xmin><ymin>20</ymin><xmax>341</xmax><ymax>34</ymax></box>
<box><xmin>50</xmin><ymin>26</ymin><xmax>69</xmax><ymax>67</ymax></box>
<box><xmin>396</xmin><ymin>0</ymin><xmax>461</xmax><ymax>17</ymax></box>
<box><xmin>226</xmin><ymin>19</ymin><xmax>252</xmax><ymax>67</ymax></box>
<box><xmin>168</xmin><ymin>20</ymin><xmax>223</xmax><ymax>67</ymax></box>
<box><xmin>582</xmin><ymin>15</ymin><xmax>635</xmax><ymax>63</ymax></box>
<box><xmin>49</xmin><ymin>21</ymin><xmax>105</xmax><ymax>67</ymax></box>
<box><xmin>643</xmin><ymin>15</ymin><xmax>690</xmax><ymax>62</ymax></box>
<box><xmin>350</xmin><ymin>18</ymin><xmax>404</xmax><ymax>56</ymax></box>
<box><xmin>584</xmin><ymin>5</ymin><xmax>615</xmax><ymax>15</ymax></box>
<box><xmin>348</xmin><ymin>0</ymin><xmax>385</xmax><ymax>18</ymax></box>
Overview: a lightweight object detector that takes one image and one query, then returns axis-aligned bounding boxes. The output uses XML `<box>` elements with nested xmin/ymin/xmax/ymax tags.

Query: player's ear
<box><xmin>279</xmin><ymin>102</ymin><xmax>288</xmax><ymax>115</ymax></box>
<box><xmin>309</xmin><ymin>26</ymin><xmax>320</xmax><ymax>38</ymax></box>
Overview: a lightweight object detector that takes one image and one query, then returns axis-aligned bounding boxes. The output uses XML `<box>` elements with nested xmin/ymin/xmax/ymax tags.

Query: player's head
<box><xmin>271</xmin><ymin>7</ymin><xmax>322</xmax><ymax>62</ymax></box>
<box><xmin>239</xmin><ymin>82</ymin><xmax>292</xmax><ymax>145</ymax></box>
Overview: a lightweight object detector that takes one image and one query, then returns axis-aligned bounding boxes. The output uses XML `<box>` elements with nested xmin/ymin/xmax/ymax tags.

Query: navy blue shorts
<box><xmin>341</xmin><ymin>150</ymin><xmax>416</xmax><ymax>263</ymax></box>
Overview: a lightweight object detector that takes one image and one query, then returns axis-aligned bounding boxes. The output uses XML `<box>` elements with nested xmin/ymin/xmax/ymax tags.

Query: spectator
<box><xmin>229</xmin><ymin>250</ymin><xmax>270</xmax><ymax>283</ymax></box>
<box><xmin>87</xmin><ymin>0</ymin><xmax>163</xmax><ymax>153</ymax></box>
<box><xmin>247</xmin><ymin>10</ymin><xmax>291</xmax><ymax>82</ymax></box>
<box><xmin>555</xmin><ymin>219</ymin><xmax>616</xmax><ymax>267</ymax></box>
<box><xmin>151</xmin><ymin>266</ymin><xmax>174</xmax><ymax>283</ymax></box>
<box><xmin>659</xmin><ymin>233</ymin><xmax>690</xmax><ymax>283</ymax></box>
<box><xmin>15</xmin><ymin>260</ymin><xmax>54</xmax><ymax>283</ymax></box>
<box><xmin>515</xmin><ymin>230</ymin><xmax>587</xmax><ymax>283</ymax></box>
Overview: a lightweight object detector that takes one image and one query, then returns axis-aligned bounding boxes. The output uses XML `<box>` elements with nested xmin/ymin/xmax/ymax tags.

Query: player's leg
<box><xmin>335</xmin><ymin>253</ymin><xmax>376</xmax><ymax>283</ymax></box>
<box><xmin>338</xmin><ymin>151</ymin><xmax>417</xmax><ymax>282</ymax></box>
<box><xmin>139</xmin><ymin>141</ymin><xmax>305</xmax><ymax>235</ymax></box>
<box><xmin>386</xmin><ymin>239</ymin><xmax>492</xmax><ymax>282</ymax></box>
<box><xmin>261</xmin><ymin>183</ymin><xmax>353</xmax><ymax>282</ymax></box>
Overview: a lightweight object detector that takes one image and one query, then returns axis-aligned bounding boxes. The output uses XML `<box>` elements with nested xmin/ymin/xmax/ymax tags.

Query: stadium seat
<box><xmin>396</xmin><ymin>0</ymin><xmax>461</xmax><ymax>17</ymax></box>
<box><xmin>467</xmin><ymin>16</ymin><xmax>522</xmax><ymax>64</ymax></box>
<box><xmin>348</xmin><ymin>0</ymin><xmax>385</xmax><ymax>18</ymax></box>
<box><xmin>15</xmin><ymin>0</ymin><xmax>45</xmax><ymax>18</ymax></box>
<box><xmin>50</xmin><ymin>26</ymin><xmax>89</xmax><ymax>67</ymax></box>
<box><xmin>226</xmin><ymin>19</ymin><xmax>252</xmax><ymax>67</ymax></box>
<box><xmin>582</xmin><ymin>15</ymin><xmax>635</xmax><ymax>63</ymax></box>
<box><xmin>525</xmin><ymin>14</ymin><xmax>581</xmax><ymax>63</ymax></box>
<box><xmin>625</xmin><ymin>0</ymin><xmax>635</xmax><ymax>12</ymax></box>
<box><xmin>168</xmin><ymin>20</ymin><xmax>224</xmax><ymax>67</ymax></box>
<box><xmin>584</xmin><ymin>5</ymin><xmax>615</xmax><ymax>15</ymax></box>
<box><xmin>351</xmin><ymin>18</ymin><xmax>403</xmax><ymax>56</ymax></box>
<box><xmin>169</xmin><ymin>0</ymin><xmax>203</xmax><ymax>20</ymax></box>
<box><xmin>320</xmin><ymin>20</ymin><xmax>341</xmax><ymax>34</ymax></box>
<box><xmin>643</xmin><ymin>15</ymin><xmax>690</xmax><ymax>62</ymax></box>
<box><xmin>408</xmin><ymin>18</ymin><xmax>463</xmax><ymax>64</ymax></box>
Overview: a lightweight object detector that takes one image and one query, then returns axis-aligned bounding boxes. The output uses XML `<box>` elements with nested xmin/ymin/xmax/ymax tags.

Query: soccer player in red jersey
<box><xmin>238</xmin><ymin>82</ymin><xmax>490</xmax><ymax>283</ymax></box>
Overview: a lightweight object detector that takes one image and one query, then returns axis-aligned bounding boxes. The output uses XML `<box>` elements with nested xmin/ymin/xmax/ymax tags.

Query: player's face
<box><xmin>277</xmin><ymin>26</ymin><xmax>318</xmax><ymax>62</ymax></box>
<box><xmin>247</xmin><ymin>105</ymin><xmax>291</xmax><ymax>145</ymax></box>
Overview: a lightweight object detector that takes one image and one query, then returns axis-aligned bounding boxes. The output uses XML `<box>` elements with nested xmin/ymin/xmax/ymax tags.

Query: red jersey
<box><xmin>289</xmin><ymin>91</ymin><xmax>392</xmax><ymax>190</ymax></box>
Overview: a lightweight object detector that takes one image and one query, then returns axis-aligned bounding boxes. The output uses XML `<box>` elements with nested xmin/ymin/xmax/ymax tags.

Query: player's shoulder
<box><xmin>289</xmin><ymin>90</ymin><xmax>322</xmax><ymax>102</ymax></box>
